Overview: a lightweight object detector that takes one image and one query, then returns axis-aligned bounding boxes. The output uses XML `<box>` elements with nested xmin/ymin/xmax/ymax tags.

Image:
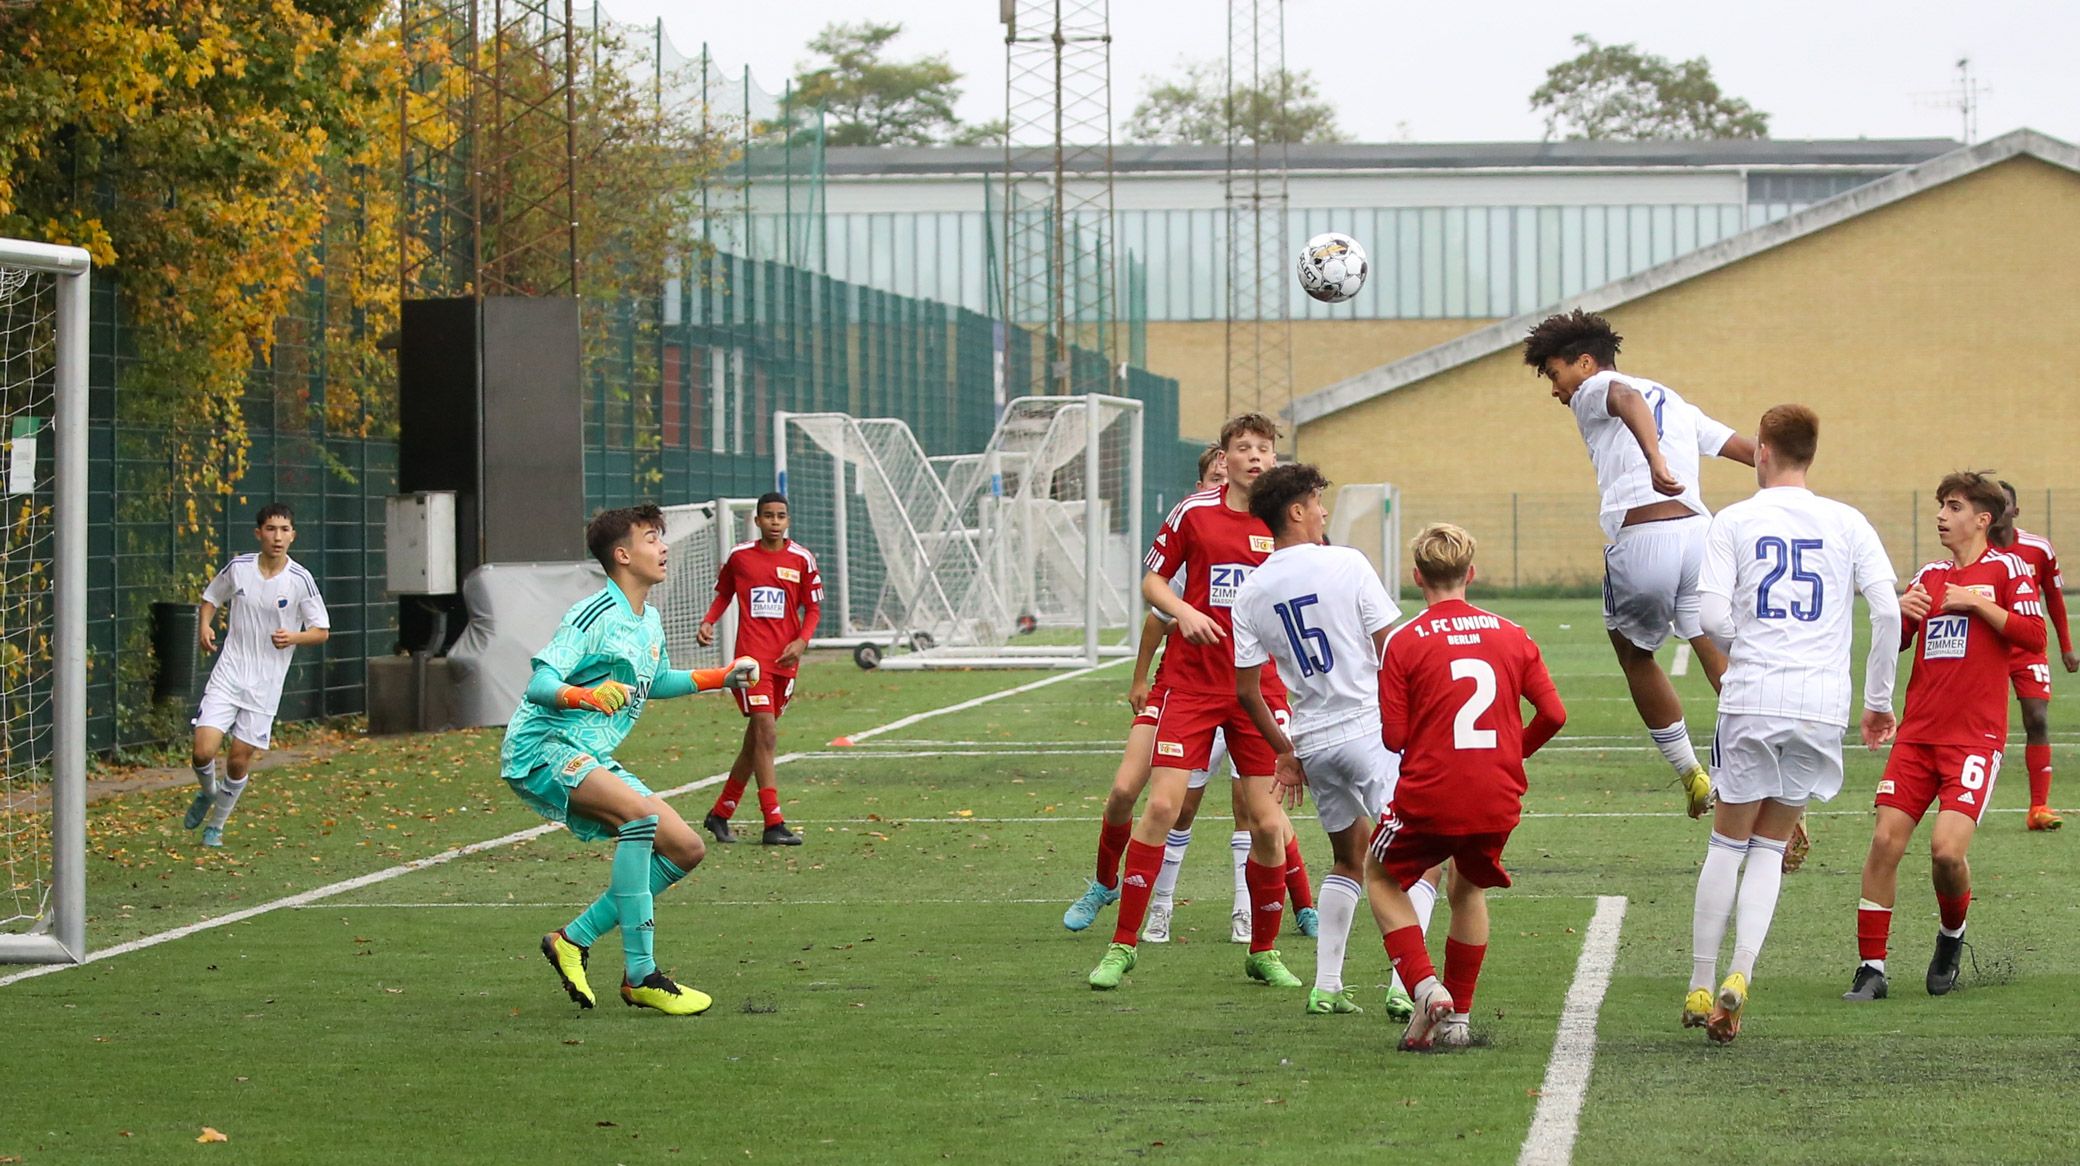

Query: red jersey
<box><xmin>2003</xmin><ymin>528</ymin><xmax>2072</xmax><ymax>661</ymax></box>
<box><xmin>702</xmin><ymin>540</ymin><xmax>823</xmax><ymax>673</ymax></box>
<box><xmin>1144</xmin><ymin>487</ymin><xmax>1284</xmax><ymax>698</ymax></box>
<box><xmin>1376</xmin><ymin>599</ymin><xmax>1565</xmax><ymax>834</ymax></box>
<box><xmin>1897</xmin><ymin>548</ymin><xmax>2046</xmax><ymax>747</ymax></box>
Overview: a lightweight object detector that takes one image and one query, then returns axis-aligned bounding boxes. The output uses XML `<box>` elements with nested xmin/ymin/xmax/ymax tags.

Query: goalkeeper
<box><xmin>501</xmin><ymin>504</ymin><xmax>757</xmax><ymax>1017</ymax></box>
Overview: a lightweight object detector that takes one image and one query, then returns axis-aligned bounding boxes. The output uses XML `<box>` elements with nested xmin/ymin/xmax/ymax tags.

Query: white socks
<box><xmin>1314</xmin><ymin>874</ymin><xmax>1361</xmax><ymax>993</ymax></box>
<box><xmin>1692</xmin><ymin>831</ymin><xmax>1746</xmax><ymax>991</ymax></box>
<box><xmin>1730</xmin><ymin>835</ymin><xmax>1786</xmax><ymax>980</ymax></box>
<box><xmin>1153</xmin><ymin>829</ymin><xmax>1191</xmax><ymax>906</ymax></box>
<box><xmin>1229</xmin><ymin>830</ymin><xmax>1251</xmax><ymax>915</ymax></box>
<box><xmin>1408</xmin><ymin>875</ymin><xmax>1439</xmax><ymax>935</ymax></box>
<box><xmin>193</xmin><ymin>759</ymin><xmax>216</xmax><ymax>797</ymax></box>
<box><xmin>204</xmin><ymin>776</ymin><xmax>249</xmax><ymax>831</ymax></box>
<box><xmin>1651</xmin><ymin>721</ymin><xmax>1701</xmax><ymax>776</ymax></box>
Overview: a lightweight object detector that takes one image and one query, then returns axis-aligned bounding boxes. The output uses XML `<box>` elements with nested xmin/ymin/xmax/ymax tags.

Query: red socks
<box><xmin>1444</xmin><ymin>938</ymin><xmax>1487</xmax><ymax>1015</ymax></box>
<box><xmin>1857</xmin><ymin>903</ymin><xmax>1892</xmax><ymax>962</ymax></box>
<box><xmin>2027</xmin><ymin>743</ymin><xmax>2053</xmax><ymax>808</ymax></box>
<box><xmin>1095</xmin><ymin>819</ymin><xmax>1133</xmax><ymax>890</ymax></box>
<box><xmin>709</xmin><ymin>777</ymin><xmax>748</xmax><ymax>821</ymax></box>
<box><xmin>1111</xmin><ymin>839</ymin><xmax>1165</xmax><ymax>945</ymax></box>
<box><xmin>1383</xmin><ymin>925</ymin><xmax>1435</xmax><ymax>990</ymax></box>
<box><xmin>1283</xmin><ymin>837</ymin><xmax>1314</xmax><ymax>910</ymax></box>
<box><xmin>758</xmin><ymin>787</ymin><xmax>784</xmax><ymax>828</ymax></box>
<box><xmin>1937</xmin><ymin>890</ymin><xmax>1972</xmax><ymax>933</ymax></box>
<box><xmin>1245</xmin><ymin>858</ymin><xmax>1285</xmax><ymax>953</ymax></box>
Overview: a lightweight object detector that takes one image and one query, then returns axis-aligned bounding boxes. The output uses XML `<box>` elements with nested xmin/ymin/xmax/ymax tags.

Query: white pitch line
<box><xmin>839</xmin><ymin>658</ymin><xmax>1126</xmax><ymax>744</ymax></box>
<box><xmin>1517</xmin><ymin>894</ymin><xmax>1628</xmax><ymax>1166</ymax></box>
<box><xmin>1</xmin><ymin>667</ymin><xmax>1111</xmax><ymax>990</ymax></box>
<box><xmin>1668</xmin><ymin>642</ymin><xmax>1692</xmax><ymax>677</ymax></box>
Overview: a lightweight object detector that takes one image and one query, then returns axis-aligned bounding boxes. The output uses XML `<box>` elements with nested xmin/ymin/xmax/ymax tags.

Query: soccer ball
<box><xmin>1297</xmin><ymin>232</ymin><xmax>1369</xmax><ymax>304</ymax></box>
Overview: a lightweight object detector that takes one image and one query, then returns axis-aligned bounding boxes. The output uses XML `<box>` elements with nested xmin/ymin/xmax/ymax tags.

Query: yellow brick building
<box><xmin>1290</xmin><ymin>130</ymin><xmax>2080</xmax><ymax>586</ymax></box>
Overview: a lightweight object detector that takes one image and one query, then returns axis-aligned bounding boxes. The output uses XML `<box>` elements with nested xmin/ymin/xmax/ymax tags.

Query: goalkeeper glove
<box><xmin>690</xmin><ymin>657</ymin><xmax>761</xmax><ymax>693</ymax></box>
<box><xmin>558</xmin><ymin>679</ymin><xmax>631</xmax><ymax>714</ymax></box>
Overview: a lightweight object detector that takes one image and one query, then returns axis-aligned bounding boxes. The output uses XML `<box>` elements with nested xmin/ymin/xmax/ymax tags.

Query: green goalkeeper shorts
<box><xmin>504</xmin><ymin>738</ymin><xmax>654</xmax><ymax>843</ymax></box>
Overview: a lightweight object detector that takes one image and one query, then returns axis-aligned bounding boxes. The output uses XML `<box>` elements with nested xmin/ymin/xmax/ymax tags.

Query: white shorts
<box><xmin>1188</xmin><ymin>729</ymin><xmax>1229</xmax><ymax>790</ymax></box>
<box><xmin>195</xmin><ymin>689</ymin><xmax>276</xmax><ymax>750</ymax></box>
<box><xmin>1298</xmin><ymin>737</ymin><xmax>1399</xmax><ymax>833</ymax></box>
<box><xmin>1709</xmin><ymin>713</ymin><xmax>1844</xmax><ymax>806</ymax></box>
<box><xmin>1602</xmin><ymin>515</ymin><xmax>1707</xmax><ymax>652</ymax></box>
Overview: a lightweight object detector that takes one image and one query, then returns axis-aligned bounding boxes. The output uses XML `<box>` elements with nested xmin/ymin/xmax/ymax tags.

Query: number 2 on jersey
<box><xmin>1274</xmin><ymin>594</ymin><xmax>1333</xmax><ymax>676</ymax></box>
<box><xmin>1755</xmin><ymin>536</ymin><xmax>1824</xmax><ymax>622</ymax></box>
<box><xmin>1450</xmin><ymin>658</ymin><xmax>1497</xmax><ymax>749</ymax></box>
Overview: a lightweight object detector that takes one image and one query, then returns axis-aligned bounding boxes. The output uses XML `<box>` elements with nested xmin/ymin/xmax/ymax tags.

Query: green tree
<box><xmin>1124</xmin><ymin>59</ymin><xmax>1347</xmax><ymax>145</ymax></box>
<box><xmin>1531</xmin><ymin>34</ymin><xmax>1770</xmax><ymax>141</ymax></box>
<box><xmin>791</xmin><ymin>22</ymin><xmax>964</xmax><ymax>147</ymax></box>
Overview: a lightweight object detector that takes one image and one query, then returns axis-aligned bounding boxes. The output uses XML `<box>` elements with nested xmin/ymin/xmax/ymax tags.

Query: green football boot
<box><xmin>1244</xmin><ymin>948</ymin><xmax>1303</xmax><ymax>988</ymax></box>
<box><xmin>1088</xmin><ymin>942</ymin><xmax>1137</xmax><ymax>990</ymax></box>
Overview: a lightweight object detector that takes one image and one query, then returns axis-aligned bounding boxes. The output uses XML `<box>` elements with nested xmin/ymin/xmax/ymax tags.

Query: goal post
<box><xmin>1329</xmin><ymin>482</ymin><xmax>1403</xmax><ymax>597</ymax></box>
<box><xmin>0</xmin><ymin>239</ymin><xmax>90</xmax><ymax>965</ymax></box>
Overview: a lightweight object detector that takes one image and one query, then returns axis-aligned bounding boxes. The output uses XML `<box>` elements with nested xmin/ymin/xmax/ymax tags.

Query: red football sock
<box><xmin>1110</xmin><ymin>839</ymin><xmax>1165</xmax><ymax>946</ymax></box>
<box><xmin>1245</xmin><ymin>857</ymin><xmax>1286</xmax><ymax>953</ymax></box>
<box><xmin>1857</xmin><ymin>904</ymin><xmax>1892</xmax><ymax>962</ymax></box>
<box><xmin>1383</xmin><ymin>925</ymin><xmax>1436</xmax><ymax>991</ymax></box>
<box><xmin>758</xmin><ymin>786</ymin><xmax>784</xmax><ymax>827</ymax></box>
<box><xmin>1283</xmin><ymin>837</ymin><xmax>1314</xmax><ymax>910</ymax></box>
<box><xmin>1443</xmin><ymin>938</ymin><xmax>1487</xmax><ymax>1015</ymax></box>
<box><xmin>709</xmin><ymin>777</ymin><xmax>748</xmax><ymax>821</ymax></box>
<box><xmin>1937</xmin><ymin>890</ymin><xmax>1972</xmax><ymax>932</ymax></box>
<box><xmin>1095</xmin><ymin>819</ymin><xmax>1133</xmax><ymax>890</ymax></box>
<box><xmin>2027</xmin><ymin>743</ymin><xmax>2052</xmax><ymax>807</ymax></box>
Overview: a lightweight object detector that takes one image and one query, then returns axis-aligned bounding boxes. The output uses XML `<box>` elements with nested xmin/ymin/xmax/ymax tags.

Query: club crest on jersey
<box><xmin>1208</xmin><ymin>563</ymin><xmax>1250</xmax><ymax>607</ymax></box>
<box><xmin>1249</xmin><ymin>535</ymin><xmax>1274</xmax><ymax>554</ymax></box>
<box><xmin>277</xmin><ymin>596</ymin><xmax>289</xmax><ymax>608</ymax></box>
<box><xmin>1925</xmin><ymin>614</ymin><xmax>1970</xmax><ymax>660</ymax></box>
<box><xmin>650</xmin><ymin>643</ymin><xmax>660</xmax><ymax>660</ymax></box>
<box><xmin>776</xmin><ymin>567</ymin><xmax>801</xmax><ymax>582</ymax></box>
<box><xmin>749</xmin><ymin>585</ymin><xmax>787</xmax><ymax>619</ymax></box>
<box><xmin>1965</xmin><ymin>584</ymin><xmax>1996</xmax><ymax>602</ymax></box>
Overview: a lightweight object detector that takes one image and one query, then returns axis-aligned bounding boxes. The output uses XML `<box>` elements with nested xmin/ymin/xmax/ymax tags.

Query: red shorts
<box><xmin>733</xmin><ymin>670</ymin><xmax>796</xmax><ymax>719</ymax></box>
<box><xmin>1150</xmin><ymin>687</ymin><xmax>1288</xmax><ymax>775</ymax></box>
<box><xmin>1368</xmin><ymin>808</ymin><xmax>1515</xmax><ymax>891</ymax></box>
<box><xmin>2011</xmin><ymin>658</ymin><xmax>2052</xmax><ymax>702</ymax></box>
<box><xmin>1131</xmin><ymin>685</ymin><xmax>1167</xmax><ymax>729</ymax></box>
<box><xmin>1876</xmin><ymin>742</ymin><xmax>2003</xmax><ymax>824</ymax></box>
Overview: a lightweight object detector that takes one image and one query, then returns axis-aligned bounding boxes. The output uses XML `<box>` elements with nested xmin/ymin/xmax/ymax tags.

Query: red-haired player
<box><xmin>1367</xmin><ymin>523</ymin><xmax>1566</xmax><ymax>1051</ymax></box>
<box><xmin>699</xmin><ymin>492</ymin><xmax>822</xmax><ymax>846</ymax></box>
<box><xmin>1996</xmin><ymin>480</ymin><xmax>2070</xmax><ymax>831</ymax></box>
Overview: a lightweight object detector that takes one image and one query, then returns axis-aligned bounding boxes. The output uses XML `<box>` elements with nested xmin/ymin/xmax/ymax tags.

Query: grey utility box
<box><xmin>386</xmin><ymin>491</ymin><xmax>458</xmax><ymax>595</ymax></box>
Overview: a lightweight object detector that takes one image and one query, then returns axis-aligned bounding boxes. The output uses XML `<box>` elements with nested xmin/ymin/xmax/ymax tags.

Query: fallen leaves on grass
<box><xmin>196</xmin><ymin>1127</ymin><xmax>229</xmax><ymax>1143</ymax></box>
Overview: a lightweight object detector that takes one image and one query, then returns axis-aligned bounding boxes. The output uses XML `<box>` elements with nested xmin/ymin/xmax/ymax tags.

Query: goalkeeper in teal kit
<box><xmin>502</xmin><ymin>504</ymin><xmax>757</xmax><ymax>1016</ymax></box>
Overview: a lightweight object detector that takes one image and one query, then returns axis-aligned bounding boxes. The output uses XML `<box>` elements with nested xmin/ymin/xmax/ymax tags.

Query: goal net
<box><xmin>0</xmin><ymin>239</ymin><xmax>90</xmax><ymax>966</ymax></box>
<box><xmin>652</xmin><ymin>498</ymin><xmax>760</xmax><ymax>671</ymax></box>
<box><xmin>777</xmin><ymin>395</ymin><xmax>1144</xmax><ymax>670</ymax></box>
<box><xmin>1329</xmin><ymin>482</ymin><xmax>1404</xmax><ymax>596</ymax></box>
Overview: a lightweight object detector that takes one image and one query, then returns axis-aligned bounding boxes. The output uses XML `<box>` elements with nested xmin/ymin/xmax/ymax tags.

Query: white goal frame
<box><xmin>1329</xmin><ymin>482</ymin><xmax>1403</xmax><ymax>596</ymax></box>
<box><xmin>0</xmin><ymin>239</ymin><xmax>90</xmax><ymax>965</ymax></box>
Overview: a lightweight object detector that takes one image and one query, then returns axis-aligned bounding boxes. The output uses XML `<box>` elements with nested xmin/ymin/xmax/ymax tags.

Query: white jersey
<box><xmin>1698</xmin><ymin>486</ymin><xmax>1898</xmax><ymax>726</ymax></box>
<box><xmin>200</xmin><ymin>554</ymin><xmax>330</xmax><ymax>714</ymax></box>
<box><xmin>1569</xmin><ymin>370</ymin><xmax>1735</xmax><ymax>540</ymax></box>
<box><xmin>1230</xmin><ymin>543</ymin><xmax>1399</xmax><ymax>753</ymax></box>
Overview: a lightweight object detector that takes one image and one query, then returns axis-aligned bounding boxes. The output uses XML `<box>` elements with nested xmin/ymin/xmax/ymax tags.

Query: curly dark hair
<box><xmin>586</xmin><ymin>503</ymin><xmax>666</xmax><ymax>571</ymax></box>
<box><xmin>1522</xmin><ymin>308</ymin><xmax>1622</xmax><ymax>374</ymax></box>
<box><xmin>1248</xmin><ymin>462</ymin><xmax>1330</xmax><ymax>537</ymax></box>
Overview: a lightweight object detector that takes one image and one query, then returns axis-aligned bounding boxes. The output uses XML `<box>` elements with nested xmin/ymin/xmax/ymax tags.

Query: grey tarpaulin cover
<box><xmin>446</xmin><ymin>561</ymin><xmax>607</xmax><ymax>728</ymax></box>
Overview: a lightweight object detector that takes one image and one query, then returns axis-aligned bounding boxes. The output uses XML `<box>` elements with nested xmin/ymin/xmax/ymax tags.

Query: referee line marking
<box><xmin>0</xmin><ymin>664</ymin><xmax>1117</xmax><ymax>990</ymax></box>
<box><xmin>1518</xmin><ymin>894</ymin><xmax>1628</xmax><ymax>1166</ymax></box>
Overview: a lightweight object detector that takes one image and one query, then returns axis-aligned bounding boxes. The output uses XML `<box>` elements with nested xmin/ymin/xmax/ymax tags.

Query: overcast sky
<box><xmin>588</xmin><ymin>0</ymin><xmax>2076</xmax><ymax>146</ymax></box>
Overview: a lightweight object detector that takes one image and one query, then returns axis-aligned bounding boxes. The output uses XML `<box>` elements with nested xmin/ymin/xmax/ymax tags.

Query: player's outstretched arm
<box><xmin>525</xmin><ymin>665</ymin><xmax>630</xmax><ymax>713</ymax></box>
<box><xmin>651</xmin><ymin>657</ymin><xmax>759</xmax><ymax>699</ymax></box>
<box><xmin>1715</xmin><ymin>433</ymin><xmax>1757</xmax><ymax>466</ymax></box>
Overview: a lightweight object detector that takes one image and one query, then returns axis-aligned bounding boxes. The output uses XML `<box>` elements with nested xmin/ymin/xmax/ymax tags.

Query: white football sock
<box><xmin>1692</xmin><ymin>832</ymin><xmax>1746</xmax><ymax>991</ymax></box>
<box><xmin>1730</xmin><ymin>835</ymin><xmax>1786</xmax><ymax>981</ymax></box>
<box><xmin>1313</xmin><ymin>874</ymin><xmax>1361</xmax><ymax>994</ymax></box>
<box><xmin>192</xmin><ymin>759</ymin><xmax>216</xmax><ymax>796</ymax></box>
<box><xmin>1153</xmin><ymin>828</ymin><xmax>1191</xmax><ymax>906</ymax></box>
<box><xmin>1229</xmin><ymin>830</ymin><xmax>1251</xmax><ymax>914</ymax></box>
<box><xmin>205</xmin><ymin>776</ymin><xmax>249</xmax><ymax>830</ymax></box>
<box><xmin>1408</xmin><ymin>875</ymin><xmax>1439</xmax><ymax>934</ymax></box>
<box><xmin>1651</xmin><ymin>721</ymin><xmax>1701</xmax><ymax>776</ymax></box>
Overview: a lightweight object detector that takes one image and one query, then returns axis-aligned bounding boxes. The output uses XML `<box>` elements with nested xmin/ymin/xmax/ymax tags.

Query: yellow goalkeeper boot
<box><xmin>620</xmin><ymin>970</ymin><xmax>712</xmax><ymax>1016</ymax></box>
<box><xmin>540</xmin><ymin>929</ymin><xmax>595</xmax><ymax>1009</ymax></box>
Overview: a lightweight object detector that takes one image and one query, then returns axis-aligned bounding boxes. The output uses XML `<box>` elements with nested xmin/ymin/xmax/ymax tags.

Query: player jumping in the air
<box><xmin>1524</xmin><ymin>309</ymin><xmax>1754</xmax><ymax>818</ymax></box>
<box><xmin>1845</xmin><ymin>472</ymin><xmax>2046</xmax><ymax>1002</ymax></box>
<box><xmin>699</xmin><ymin>492</ymin><xmax>822</xmax><ymax>846</ymax></box>
<box><xmin>183</xmin><ymin>504</ymin><xmax>331</xmax><ymax>848</ymax></box>
<box><xmin>1685</xmin><ymin>406</ymin><xmax>1900</xmax><ymax>1042</ymax></box>
<box><xmin>1369</xmin><ymin>524</ymin><xmax>1566</xmax><ymax>1051</ymax></box>
<box><xmin>506</xmin><ymin>505</ymin><xmax>758</xmax><ymax>1016</ymax></box>
<box><xmin>1231</xmin><ymin>463</ymin><xmax>1405</xmax><ymax>1017</ymax></box>
<box><xmin>1996</xmin><ymin>480</ymin><xmax>2070</xmax><ymax>831</ymax></box>
<box><xmin>1087</xmin><ymin>413</ymin><xmax>1305</xmax><ymax>991</ymax></box>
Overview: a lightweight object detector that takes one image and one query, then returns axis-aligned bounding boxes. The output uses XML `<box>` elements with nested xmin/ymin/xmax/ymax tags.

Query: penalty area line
<box><xmin>1517</xmin><ymin>894</ymin><xmax>1628</xmax><ymax>1166</ymax></box>
<box><xmin>0</xmin><ymin>664</ymin><xmax>1114</xmax><ymax>991</ymax></box>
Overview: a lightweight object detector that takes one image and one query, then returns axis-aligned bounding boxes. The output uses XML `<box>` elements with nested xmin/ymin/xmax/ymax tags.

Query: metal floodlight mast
<box><xmin>1224</xmin><ymin>0</ymin><xmax>1293</xmax><ymax>432</ymax></box>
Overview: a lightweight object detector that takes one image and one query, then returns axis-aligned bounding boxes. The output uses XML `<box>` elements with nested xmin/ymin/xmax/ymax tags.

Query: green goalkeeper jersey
<box><xmin>500</xmin><ymin>583</ymin><xmax>668</xmax><ymax>778</ymax></box>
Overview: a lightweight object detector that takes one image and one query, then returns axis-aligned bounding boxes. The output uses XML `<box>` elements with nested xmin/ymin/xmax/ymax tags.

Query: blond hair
<box><xmin>1410</xmin><ymin>522</ymin><xmax>1477</xmax><ymax>586</ymax></box>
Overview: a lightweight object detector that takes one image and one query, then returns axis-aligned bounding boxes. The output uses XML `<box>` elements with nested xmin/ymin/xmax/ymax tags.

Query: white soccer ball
<box><xmin>1297</xmin><ymin>232</ymin><xmax>1369</xmax><ymax>304</ymax></box>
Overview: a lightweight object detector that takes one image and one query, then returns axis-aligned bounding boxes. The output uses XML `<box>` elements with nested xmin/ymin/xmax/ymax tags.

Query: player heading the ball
<box><xmin>501</xmin><ymin>504</ymin><xmax>757</xmax><ymax>1017</ymax></box>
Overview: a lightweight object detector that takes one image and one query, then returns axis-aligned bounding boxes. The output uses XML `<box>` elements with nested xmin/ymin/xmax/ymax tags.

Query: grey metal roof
<box><xmin>1286</xmin><ymin>129</ymin><xmax>2080</xmax><ymax>427</ymax></box>
<box><xmin>824</xmin><ymin>138</ymin><xmax>1961</xmax><ymax>177</ymax></box>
